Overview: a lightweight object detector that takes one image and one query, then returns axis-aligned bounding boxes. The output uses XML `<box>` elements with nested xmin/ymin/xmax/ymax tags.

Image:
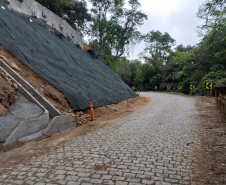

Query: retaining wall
<box><xmin>7</xmin><ymin>0</ymin><xmax>83</xmax><ymax>48</ymax></box>
<box><xmin>0</xmin><ymin>59</ymin><xmax>73</xmax><ymax>145</ymax></box>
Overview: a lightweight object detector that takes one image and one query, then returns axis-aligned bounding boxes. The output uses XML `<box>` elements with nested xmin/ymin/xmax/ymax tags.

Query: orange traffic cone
<box><xmin>210</xmin><ymin>88</ymin><xmax>213</xmax><ymax>97</ymax></box>
<box><xmin>127</xmin><ymin>99</ymin><xmax>130</xmax><ymax>108</ymax></box>
<box><xmin>90</xmin><ymin>101</ymin><xmax>95</xmax><ymax>120</ymax></box>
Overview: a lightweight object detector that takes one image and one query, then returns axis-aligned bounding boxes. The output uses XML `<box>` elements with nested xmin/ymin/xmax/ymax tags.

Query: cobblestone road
<box><xmin>0</xmin><ymin>92</ymin><xmax>202</xmax><ymax>185</ymax></box>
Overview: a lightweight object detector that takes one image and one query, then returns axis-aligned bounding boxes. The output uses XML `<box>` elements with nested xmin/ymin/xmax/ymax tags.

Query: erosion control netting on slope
<box><xmin>0</xmin><ymin>2</ymin><xmax>136</xmax><ymax>110</ymax></box>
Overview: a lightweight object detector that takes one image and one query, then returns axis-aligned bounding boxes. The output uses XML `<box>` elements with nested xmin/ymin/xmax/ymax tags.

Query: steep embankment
<box><xmin>0</xmin><ymin>1</ymin><xmax>136</xmax><ymax>112</ymax></box>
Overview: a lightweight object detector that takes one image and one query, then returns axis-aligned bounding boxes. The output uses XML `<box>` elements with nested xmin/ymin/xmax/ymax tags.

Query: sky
<box><xmin>86</xmin><ymin>0</ymin><xmax>206</xmax><ymax>60</ymax></box>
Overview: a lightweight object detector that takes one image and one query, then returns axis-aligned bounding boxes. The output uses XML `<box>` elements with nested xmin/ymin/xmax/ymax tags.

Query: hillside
<box><xmin>0</xmin><ymin>1</ymin><xmax>136</xmax><ymax>112</ymax></box>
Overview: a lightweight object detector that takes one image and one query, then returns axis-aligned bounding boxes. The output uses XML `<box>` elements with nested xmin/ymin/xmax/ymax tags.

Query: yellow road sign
<box><xmin>167</xmin><ymin>85</ymin><xmax>170</xmax><ymax>90</ymax></box>
<box><xmin>190</xmin><ymin>85</ymin><xmax>195</xmax><ymax>90</ymax></box>
<box><xmin>132</xmin><ymin>86</ymin><xmax>135</xmax><ymax>90</ymax></box>
<box><xmin>178</xmin><ymin>86</ymin><xmax>182</xmax><ymax>90</ymax></box>
<box><xmin>155</xmin><ymin>86</ymin><xmax>157</xmax><ymax>89</ymax></box>
<box><xmin>206</xmin><ymin>82</ymin><xmax>212</xmax><ymax>89</ymax></box>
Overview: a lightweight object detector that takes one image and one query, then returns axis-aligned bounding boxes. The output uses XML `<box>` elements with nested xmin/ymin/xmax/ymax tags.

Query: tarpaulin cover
<box><xmin>0</xmin><ymin>1</ymin><xmax>136</xmax><ymax>110</ymax></box>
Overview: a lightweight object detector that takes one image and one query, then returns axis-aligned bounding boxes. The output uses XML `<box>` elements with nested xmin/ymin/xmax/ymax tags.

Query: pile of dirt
<box><xmin>194</xmin><ymin>96</ymin><xmax>226</xmax><ymax>184</ymax></box>
<box><xmin>0</xmin><ymin>68</ymin><xmax>18</xmax><ymax>116</ymax></box>
<box><xmin>83</xmin><ymin>43</ymin><xmax>92</xmax><ymax>51</ymax></box>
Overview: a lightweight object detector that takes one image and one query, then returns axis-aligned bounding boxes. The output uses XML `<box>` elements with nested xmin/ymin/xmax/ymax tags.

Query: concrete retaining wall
<box><xmin>43</xmin><ymin>114</ymin><xmax>74</xmax><ymax>137</ymax></box>
<box><xmin>7</xmin><ymin>0</ymin><xmax>83</xmax><ymax>48</ymax></box>
<box><xmin>0</xmin><ymin>59</ymin><xmax>74</xmax><ymax>144</ymax></box>
<box><xmin>5</xmin><ymin>112</ymin><xmax>49</xmax><ymax>144</ymax></box>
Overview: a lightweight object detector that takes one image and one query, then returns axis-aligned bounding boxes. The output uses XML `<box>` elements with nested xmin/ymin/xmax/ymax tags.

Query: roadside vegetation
<box><xmin>36</xmin><ymin>0</ymin><xmax>226</xmax><ymax>96</ymax></box>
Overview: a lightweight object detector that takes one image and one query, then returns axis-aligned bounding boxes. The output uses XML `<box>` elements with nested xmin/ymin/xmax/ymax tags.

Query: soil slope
<box><xmin>0</xmin><ymin>68</ymin><xmax>18</xmax><ymax>116</ymax></box>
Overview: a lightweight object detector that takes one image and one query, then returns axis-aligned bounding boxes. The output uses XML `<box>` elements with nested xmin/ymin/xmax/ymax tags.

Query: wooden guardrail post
<box><xmin>214</xmin><ymin>83</ymin><xmax>226</xmax><ymax>115</ymax></box>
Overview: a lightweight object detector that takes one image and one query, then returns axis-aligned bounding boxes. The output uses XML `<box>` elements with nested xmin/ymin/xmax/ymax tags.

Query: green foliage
<box><xmin>87</xmin><ymin>0</ymin><xmax>147</xmax><ymax>67</ymax></box>
<box><xmin>115</xmin><ymin>58</ymin><xmax>143</xmax><ymax>88</ymax></box>
<box><xmin>172</xmin><ymin>50</ymin><xmax>195</xmax><ymax>64</ymax></box>
<box><xmin>115</xmin><ymin>57</ymin><xmax>132</xmax><ymax>85</ymax></box>
<box><xmin>197</xmin><ymin>0</ymin><xmax>226</xmax><ymax>34</ymax></box>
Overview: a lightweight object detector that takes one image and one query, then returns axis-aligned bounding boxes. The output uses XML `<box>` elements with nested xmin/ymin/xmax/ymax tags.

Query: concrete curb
<box><xmin>0</xmin><ymin>66</ymin><xmax>47</xmax><ymax>112</ymax></box>
<box><xmin>0</xmin><ymin>59</ymin><xmax>61</xmax><ymax>118</ymax></box>
<box><xmin>5</xmin><ymin>112</ymin><xmax>49</xmax><ymax>145</ymax></box>
<box><xmin>43</xmin><ymin>114</ymin><xmax>73</xmax><ymax>137</ymax></box>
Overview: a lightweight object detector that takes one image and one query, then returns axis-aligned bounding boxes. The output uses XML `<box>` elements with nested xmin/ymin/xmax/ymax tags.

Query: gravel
<box><xmin>0</xmin><ymin>92</ymin><xmax>44</xmax><ymax>141</ymax></box>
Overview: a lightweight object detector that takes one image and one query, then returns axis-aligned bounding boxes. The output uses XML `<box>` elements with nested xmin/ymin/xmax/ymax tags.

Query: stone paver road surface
<box><xmin>0</xmin><ymin>92</ymin><xmax>202</xmax><ymax>185</ymax></box>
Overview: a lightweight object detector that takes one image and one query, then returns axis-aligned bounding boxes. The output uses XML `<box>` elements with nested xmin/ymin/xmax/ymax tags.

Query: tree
<box><xmin>88</xmin><ymin>0</ymin><xmax>124</xmax><ymax>54</ymax></box>
<box><xmin>88</xmin><ymin>0</ymin><xmax>147</xmax><ymax>65</ymax></box>
<box><xmin>138</xmin><ymin>31</ymin><xmax>175</xmax><ymax>90</ymax></box>
<box><xmin>140</xmin><ymin>31</ymin><xmax>176</xmax><ymax>75</ymax></box>
<box><xmin>115</xmin><ymin>57</ymin><xmax>131</xmax><ymax>85</ymax></box>
<box><xmin>129</xmin><ymin>60</ymin><xmax>141</xmax><ymax>87</ymax></box>
<box><xmin>142</xmin><ymin>30</ymin><xmax>176</xmax><ymax>59</ymax></box>
<box><xmin>111</xmin><ymin>0</ymin><xmax>147</xmax><ymax>60</ymax></box>
<box><xmin>197</xmin><ymin>0</ymin><xmax>226</xmax><ymax>35</ymax></box>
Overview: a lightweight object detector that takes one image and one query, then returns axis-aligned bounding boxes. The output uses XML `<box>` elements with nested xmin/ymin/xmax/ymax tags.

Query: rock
<box><xmin>80</xmin><ymin>117</ymin><xmax>87</xmax><ymax>123</ymax></box>
<box><xmin>13</xmin><ymin>94</ymin><xmax>18</xmax><ymax>102</ymax></box>
<box><xmin>81</xmin><ymin>114</ymin><xmax>90</xmax><ymax>119</ymax></box>
<box><xmin>0</xmin><ymin>103</ymin><xmax>8</xmax><ymax>115</ymax></box>
<box><xmin>12</xmin><ymin>83</ymin><xmax>18</xmax><ymax>89</ymax></box>
<box><xmin>7</xmin><ymin>79</ymin><xmax>12</xmax><ymax>86</ymax></box>
<box><xmin>75</xmin><ymin>111</ymin><xmax>83</xmax><ymax>117</ymax></box>
<box><xmin>40</xmin><ymin>88</ymin><xmax>44</xmax><ymax>92</ymax></box>
<box><xmin>11</xmin><ymin>62</ymin><xmax>20</xmax><ymax>71</ymax></box>
<box><xmin>4</xmin><ymin>73</ymin><xmax>10</xmax><ymax>78</ymax></box>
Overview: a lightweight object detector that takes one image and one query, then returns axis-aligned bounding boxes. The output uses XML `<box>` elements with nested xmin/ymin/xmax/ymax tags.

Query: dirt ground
<box><xmin>0</xmin><ymin>95</ymin><xmax>150</xmax><ymax>168</ymax></box>
<box><xmin>0</xmin><ymin>68</ymin><xmax>18</xmax><ymax>116</ymax></box>
<box><xmin>194</xmin><ymin>96</ymin><xmax>226</xmax><ymax>185</ymax></box>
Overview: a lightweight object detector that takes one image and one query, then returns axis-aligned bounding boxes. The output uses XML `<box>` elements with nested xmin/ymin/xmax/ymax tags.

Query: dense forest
<box><xmin>36</xmin><ymin>0</ymin><xmax>226</xmax><ymax>95</ymax></box>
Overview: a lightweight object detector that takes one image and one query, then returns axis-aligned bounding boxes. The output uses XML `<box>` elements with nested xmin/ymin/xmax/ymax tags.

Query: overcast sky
<box><xmin>86</xmin><ymin>0</ymin><xmax>206</xmax><ymax>60</ymax></box>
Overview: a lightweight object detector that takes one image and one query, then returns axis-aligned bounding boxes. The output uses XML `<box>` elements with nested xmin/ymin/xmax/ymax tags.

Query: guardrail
<box><xmin>216</xmin><ymin>96</ymin><xmax>226</xmax><ymax>115</ymax></box>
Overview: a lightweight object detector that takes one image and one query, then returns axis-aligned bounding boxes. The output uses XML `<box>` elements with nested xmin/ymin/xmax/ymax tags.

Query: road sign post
<box><xmin>190</xmin><ymin>85</ymin><xmax>195</xmax><ymax>90</ymax></box>
<box><xmin>206</xmin><ymin>82</ymin><xmax>213</xmax><ymax>97</ymax></box>
<box><xmin>190</xmin><ymin>85</ymin><xmax>195</xmax><ymax>96</ymax></box>
<box><xmin>206</xmin><ymin>82</ymin><xmax>212</xmax><ymax>89</ymax></box>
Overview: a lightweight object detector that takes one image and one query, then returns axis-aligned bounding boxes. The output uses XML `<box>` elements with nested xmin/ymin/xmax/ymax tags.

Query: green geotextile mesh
<box><xmin>0</xmin><ymin>2</ymin><xmax>136</xmax><ymax>110</ymax></box>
